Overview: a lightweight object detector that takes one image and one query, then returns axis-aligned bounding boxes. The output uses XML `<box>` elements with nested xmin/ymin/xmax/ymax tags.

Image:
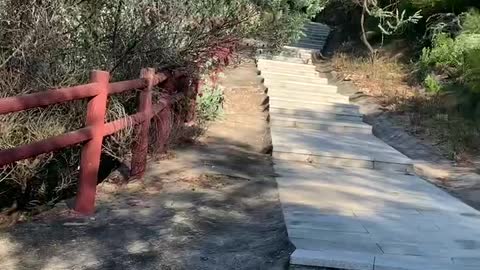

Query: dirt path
<box><xmin>0</xmin><ymin>59</ymin><xmax>292</xmax><ymax>270</ymax></box>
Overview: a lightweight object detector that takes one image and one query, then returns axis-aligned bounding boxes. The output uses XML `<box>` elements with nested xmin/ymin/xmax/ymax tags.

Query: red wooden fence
<box><xmin>0</xmin><ymin>68</ymin><xmax>192</xmax><ymax>214</ymax></box>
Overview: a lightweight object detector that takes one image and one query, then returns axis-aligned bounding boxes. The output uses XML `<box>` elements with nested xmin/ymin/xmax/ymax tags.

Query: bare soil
<box><xmin>0</xmin><ymin>59</ymin><xmax>293</xmax><ymax>270</ymax></box>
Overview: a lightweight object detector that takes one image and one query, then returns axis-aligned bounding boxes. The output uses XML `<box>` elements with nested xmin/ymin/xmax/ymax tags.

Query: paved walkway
<box><xmin>257</xmin><ymin>22</ymin><xmax>480</xmax><ymax>270</ymax></box>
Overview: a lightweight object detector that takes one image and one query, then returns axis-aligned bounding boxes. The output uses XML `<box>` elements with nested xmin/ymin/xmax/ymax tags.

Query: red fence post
<box><xmin>187</xmin><ymin>78</ymin><xmax>199</xmax><ymax>123</ymax></box>
<box><xmin>150</xmin><ymin>74</ymin><xmax>175</xmax><ymax>154</ymax></box>
<box><xmin>130</xmin><ymin>68</ymin><xmax>155</xmax><ymax>178</ymax></box>
<box><xmin>75</xmin><ymin>70</ymin><xmax>110</xmax><ymax>215</ymax></box>
<box><xmin>152</xmin><ymin>103</ymin><xmax>172</xmax><ymax>154</ymax></box>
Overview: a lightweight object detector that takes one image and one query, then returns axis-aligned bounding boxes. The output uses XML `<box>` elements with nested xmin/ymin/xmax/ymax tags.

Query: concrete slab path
<box><xmin>257</xmin><ymin>22</ymin><xmax>480</xmax><ymax>270</ymax></box>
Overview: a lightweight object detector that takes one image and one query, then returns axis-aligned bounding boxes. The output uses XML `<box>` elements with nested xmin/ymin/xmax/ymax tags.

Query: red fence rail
<box><xmin>0</xmin><ymin>68</ymin><xmax>191</xmax><ymax>214</ymax></box>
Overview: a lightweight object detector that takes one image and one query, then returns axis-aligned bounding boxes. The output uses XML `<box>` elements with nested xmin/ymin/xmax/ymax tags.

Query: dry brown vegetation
<box><xmin>333</xmin><ymin>52</ymin><xmax>418</xmax><ymax>106</ymax></box>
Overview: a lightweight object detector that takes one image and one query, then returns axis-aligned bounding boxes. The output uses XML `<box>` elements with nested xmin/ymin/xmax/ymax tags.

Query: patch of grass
<box><xmin>424</xmin><ymin>74</ymin><xmax>443</xmax><ymax>93</ymax></box>
<box><xmin>196</xmin><ymin>84</ymin><xmax>224</xmax><ymax>122</ymax></box>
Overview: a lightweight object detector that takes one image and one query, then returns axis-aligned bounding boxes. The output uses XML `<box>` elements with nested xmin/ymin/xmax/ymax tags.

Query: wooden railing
<box><xmin>0</xmin><ymin>68</ymin><xmax>194</xmax><ymax>214</ymax></box>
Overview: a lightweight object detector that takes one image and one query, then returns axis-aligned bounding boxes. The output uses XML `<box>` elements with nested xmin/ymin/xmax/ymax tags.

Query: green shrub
<box><xmin>196</xmin><ymin>85</ymin><xmax>224</xmax><ymax>122</ymax></box>
<box><xmin>424</xmin><ymin>74</ymin><xmax>443</xmax><ymax>92</ymax></box>
<box><xmin>417</xmin><ymin>7</ymin><xmax>480</xmax><ymax>118</ymax></box>
<box><xmin>419</xmin><ymin>10</ymin><xmax>480</xmax><ymax>78</ymax></box>
<box><xmin>408</xmin><ymin>0</ymin><xmax>479</xmax><ymax>15</ymax></box>
<box><xmin>462</xmin><ymin>8</ymin><xmax>480</xmax><ymax>34</ymax></box>
<box><xmin>420</xmin><ymin>33</ymin><xmax>462</xmax><ymax>73</ymax></box>
<box><xmin>464</xmin><ymin>48</ymin><xmax>480</xmax><ymax>92</ymax></box>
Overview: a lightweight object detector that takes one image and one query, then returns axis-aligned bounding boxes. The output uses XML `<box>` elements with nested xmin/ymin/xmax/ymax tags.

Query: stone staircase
<box><xmin>257</xmin><ymin>22</ymin><xmax>480</xmax><ymax>270</ymax></box>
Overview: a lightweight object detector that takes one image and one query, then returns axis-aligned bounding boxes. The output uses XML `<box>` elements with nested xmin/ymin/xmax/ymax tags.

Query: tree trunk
<box><xmin>360</xmin><ymin>0</ymin><xmax>375</xmax><ymax>58</ymax></box>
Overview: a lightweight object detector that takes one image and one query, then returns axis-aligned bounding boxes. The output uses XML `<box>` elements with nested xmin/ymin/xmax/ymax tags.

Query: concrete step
<box><xmin>300</xmin><ymin>29</ymin><xmax>329</xmax><ymax>36</ymax></box>
<box><xmin>275</xmin><ymin>159</ymin><xmax>480</xmax><ymax>225</ymax></box>
<box><xmin>270</xmin><ymin>114</ymin><xmax>372</xmax><ymax>134</ymax></box>
<box><xmin>257</xmin><ymin>55</ymin><xmax>308</xmax><ymax>64</ymax></box>
<box><xmin>269</xmin><ymin>107</ymin><xmax>363</xmax><ymax>122</ymax></box>
<box><xmin>260</xmin><ymin>71</ymin><xmax>328</xmax><ymax>84</ymax></box>
<box><xmin>264</xmin><ymin>80</ymin><xmax>338</xmax><ymax>94</ymax></box>
<box><xmin>291</xmin><ymin>238</ymin><xmax>381</xmax><ymax>254</ymax></box>
<box><xmin>287</xmin><ymin>221</ymin><xmax>480</xmax><ymax>247</ymax></box>
<box><xmin>374</xmin><ymin>255</ymin><xmax>479</xmax><ymax>270</ymax></box>
<box><xmin>274</xmin><ymin>161</ymin><xmax>470</xmax><ymax>211</ymax></box>
<box><xmin>258</xmin><ymin>47</ymin><xmax>314</xmax><ymax>58</ymax></box>
<box><xmin>297</xmin><ymin>37</ymin><xmax>328</xmax><ymax>46</ymax></box>
<box><xmin>271</xmin><ymin>126</ymin><xmax>412</xmax><ymax>172</ymax></box>
<box><xmin>292</xmin><ymin>41</ymin><xmax>325</xmax><ymax>48</ymax></box>
<box><xmin>279</xmin><ymin>46</ymin><xmax>320</xmax><ymax>57</ymax></box>
<box><xmin>301</xmin><ymin>30</ymin><xmax>329</xmax><ymax>37</ymax></box>
<box><xmin>298</xmin><ymin>35</ymin><xmax>329</xmax><ymax>41</ymax></box>
<box><xmin>285</xmin><ymin>46</ymin><xmax>322</xmax><ymax>52</ymax></box>
<box><xmin>257</xmin><ymin>60</ymin><xmax>316</xmax><ymax>71</ymax></box>
<box><xmin>296</xmin><ymin>39</ymin><xmax>327</xmax><ymax>47</ymax></box>
<box><xmin>301</xmin><ymin>27</ymin><xmax>330</xmax><ymax>35</ymax></box>
<box><xmin>305</xmin><ymin>21</ymin><xmax>330</xmax><ymax>27</ymax></box>
<box><xmin>257</xmin><ymin>48</ymin><xmax>302</xmax><ymax>58</ymax></box>
<box><xmin>270</xmin><ymin>109</ymin><xmax>363</xmax><ymax>123</ymax></box>
<box><xmin>283</xmin><ymin>45</ymin><xmax>323</xmax><ymax>53</ymax></box>
<box><xmin>287</xmin><ymin>227</ymin><xmax>376</xmax><ymax>243</ymax></box>
<box><xmin>269</xmin><ymin>94</ymin><xmax>349</xmax><ymax>105</ymax></box>
<box><xmin>266</xmin><ymin>85</ymin><xmax>337</xmax><ymax>96</ymax></box>
<box><xmin>262</xmin><ymin>74</ymin><xmax>329</xmax><ymax>84</ymax></box>
<box><xmin>293</xmin><ymin>41</ymin><xmax>326</xmax><ymax>49</ymax></box>
<box><xmin>303</xmin><ymin>24</ymin><xmax>330</xmax><ymax>33</ymax></box>
<box><xmin>269</xmin><ymin>99</ymin><xmax>360</xmax><ymax>116</ymax></box>
<box><xmin>258</xmin><ymin>66</ymin><xmax>319</xmax><ymax>77</ymax></box>
<box><xmin>257</xmin><ymin>58</ymin><xmax>315</xmax><ymax>67</ymax></box>
<box><xmin>289</xmin><ymin>43</ymin><xmax>325</xmax><ymax>51</ymax></box>
<box><xmin>300</xmin><ymin>35</ymin><xmax>328</xmax><ymax>40</ymax></box>
<box><xmin>267</xmin><ymin>89</ymin><xmax>346</xmax><ymax>102</ymax></box>
<box><xmin>292</xmin><ymin>248</ymin><xmax>480</xmax><ymax>270</ymax></box>
<box><xmin>291</xmin><ymin>249</ymin><xmax>374</xmax><ymax>270</ymax></box>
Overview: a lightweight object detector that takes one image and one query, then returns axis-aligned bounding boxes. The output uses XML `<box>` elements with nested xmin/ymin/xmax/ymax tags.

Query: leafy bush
<box><xmin>459</xmin><ymin>9</ymin><xmax>480</xmax><ymax>93</ymax></box>
<box><xmin>408</xmin><ymin>0</ymin><xmax>479</xmax><ymax>15</ymax></box>
<box><xmin>464</xmin><ymin>48</ymin><xmax>480</xmax><ymax>92</ymax></box>
<box><xmin>414</xmin><ymin>7</ymin><xmax>480</xmax><ymax>123</ymax></box>
<box><xmin>0</xmin><ymin>0</ymin><xmax>327</xmax><ymax>211</ymax></box>
<box><xmin>197</xmin><ymin>84</ymin><xmax>225</xmax><ymax>122</ymax></box>
<box><xmin>419</xmin><ymin>9</ymin><xmax>480</xmax><ymax>83</ymax></box>
<box><xmin>462</xmin><ymin>8</ymin><xmax>480</xmax><ymax>33</ymax></box>
<box><xmin>424</xmin><ymin>74</ymin><xmax>443</xmax><ymax>92</ymax></box>
<box><xmin>420</xmin><ymin>33</ymin><xmax>461</xmax><ymax>73</ymax></box>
